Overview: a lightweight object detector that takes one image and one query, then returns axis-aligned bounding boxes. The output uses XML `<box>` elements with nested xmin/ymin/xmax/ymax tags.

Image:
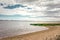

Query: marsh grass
<box><xmin>30</xmin><ymin>24</ymin><xmax>60</xmax><ymax>26</ymax></box>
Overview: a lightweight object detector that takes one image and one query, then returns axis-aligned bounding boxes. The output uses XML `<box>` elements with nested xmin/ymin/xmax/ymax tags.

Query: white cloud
<box><xmin>0</xmin><ymin>0</ymin><xmax>60</xmax><ymax>21</ymax></box>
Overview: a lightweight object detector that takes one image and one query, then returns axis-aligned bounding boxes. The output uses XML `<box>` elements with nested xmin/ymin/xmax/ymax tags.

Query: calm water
<box><xmin>0</xmin><ymin>20</ymin><xmax>48</xmax><ymax>39</ymax></box>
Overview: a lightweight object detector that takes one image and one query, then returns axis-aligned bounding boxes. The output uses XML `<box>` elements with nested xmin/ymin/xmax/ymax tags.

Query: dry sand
<box><xmin>0</xmin><ymin>26</ymin><xmax>60</xmax><ymax>40</ymax></box>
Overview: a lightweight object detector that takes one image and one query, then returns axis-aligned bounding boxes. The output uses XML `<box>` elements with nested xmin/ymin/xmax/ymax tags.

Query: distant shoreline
<box><xmin>0</xmin><ymin>20</ymin><xmax>60</xmax><ymax>24</ymax></box>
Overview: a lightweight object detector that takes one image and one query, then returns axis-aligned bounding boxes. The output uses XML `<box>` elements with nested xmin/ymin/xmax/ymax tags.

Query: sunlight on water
<box><xmin>0</xmin><ymin>21</ymin><xmax>48</xmax><ymax>39</ymax></box>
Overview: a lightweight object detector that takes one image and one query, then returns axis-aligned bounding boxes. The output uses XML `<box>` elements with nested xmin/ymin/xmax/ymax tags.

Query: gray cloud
<box><xmin>15</xmin><ymin>0</ymin><xmax>38</xmax><ymax>3</ymax></box>
<box><xmin>44</xmin><ymin>10</ymin><xmax>60</xmax><ymax>16</ymax></box>
<box><xmin>40</xmin><ymin>1</ymin><xmax>60</xmax><ymax>16</ymax></box>
<box><xmin>34</xmin><ymin>0</ymin><xmax>60</xmax><ymax>16</ymax></box>
<box><xmin>45</xmin><ymin>3</ymin><xmax>60</xmax><ymax>10</ymax></box>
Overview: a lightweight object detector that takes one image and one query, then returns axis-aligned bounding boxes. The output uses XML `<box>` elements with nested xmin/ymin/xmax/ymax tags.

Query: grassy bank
<box><xmin>30</xmin><ymin>24</ymin><xmax>60</xmax><ymax>26</ymax></box>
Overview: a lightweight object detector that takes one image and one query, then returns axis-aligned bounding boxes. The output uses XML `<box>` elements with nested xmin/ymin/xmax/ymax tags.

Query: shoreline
<box><xmin>0</xmin><ymin>26</ymin><xmax>48</xmax><ymax>39</ymax></box>
<box><xmin>0</xmin><ymin>20</ymin><xmax>60</xmax><ymax>24</ymax></box>
<box><xmin>1</xmin><ymin>26</ymin><xmax>60</xmax><ymax>40</ymax></box>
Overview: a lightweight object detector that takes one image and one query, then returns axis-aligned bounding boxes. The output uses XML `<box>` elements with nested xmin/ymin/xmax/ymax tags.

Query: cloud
<box><xmin>0</xmin><ymin>0</ymin><xmax>60</xmax><ymax>21</ymax></box>
<box><xmin>0</xmin><ymin>14</ymin><xmax>38</xmax><ymax>18</ymax></box>
<box><xmin>15</xmin><ymin>0</ymin><xmax>38</xmax><ymax>3</ymax></box>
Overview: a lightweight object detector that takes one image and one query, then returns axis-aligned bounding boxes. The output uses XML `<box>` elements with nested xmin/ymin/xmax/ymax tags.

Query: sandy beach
<box><xmin>0</xmin><ymin>26</ymin><xmax>60</xmax><ymax>40</ymax></box>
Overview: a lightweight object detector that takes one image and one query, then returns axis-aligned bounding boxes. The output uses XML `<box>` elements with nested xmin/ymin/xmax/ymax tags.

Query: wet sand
<box><xmin>0</xmin><ymin>26</ymin><xmax>60</xmax><ymax>40</ymax></box>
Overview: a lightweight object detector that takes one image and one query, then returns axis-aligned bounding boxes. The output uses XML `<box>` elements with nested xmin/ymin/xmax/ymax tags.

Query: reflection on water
<box><xmin>0</xmin><ymin>20</ymin><xmax>48</xmax><ymax>39</ymax></box>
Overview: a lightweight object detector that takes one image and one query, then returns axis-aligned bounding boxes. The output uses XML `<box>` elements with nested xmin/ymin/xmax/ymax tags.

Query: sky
<box><xmin>0</xmin><ymin>0</ymin><xmax>60</xmax><ymax>21</ymax></box>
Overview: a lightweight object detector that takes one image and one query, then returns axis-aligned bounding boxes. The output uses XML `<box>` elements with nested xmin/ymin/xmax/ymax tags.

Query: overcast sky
<box><xmin>0</xmin><ymin>0</ymin><xmax>60</xmax><ymax>21</ymax></box>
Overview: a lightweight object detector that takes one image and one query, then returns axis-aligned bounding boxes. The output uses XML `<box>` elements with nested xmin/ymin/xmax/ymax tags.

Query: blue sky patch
<box><xmin>3</xmin><ymin>4</ymin><xmax>32</xmax><ymax>9</ymax></box>
<box><xmin>4</xmin><ymin>4</ymin><xmax>24</xmax><ymax>9</ymax></box>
